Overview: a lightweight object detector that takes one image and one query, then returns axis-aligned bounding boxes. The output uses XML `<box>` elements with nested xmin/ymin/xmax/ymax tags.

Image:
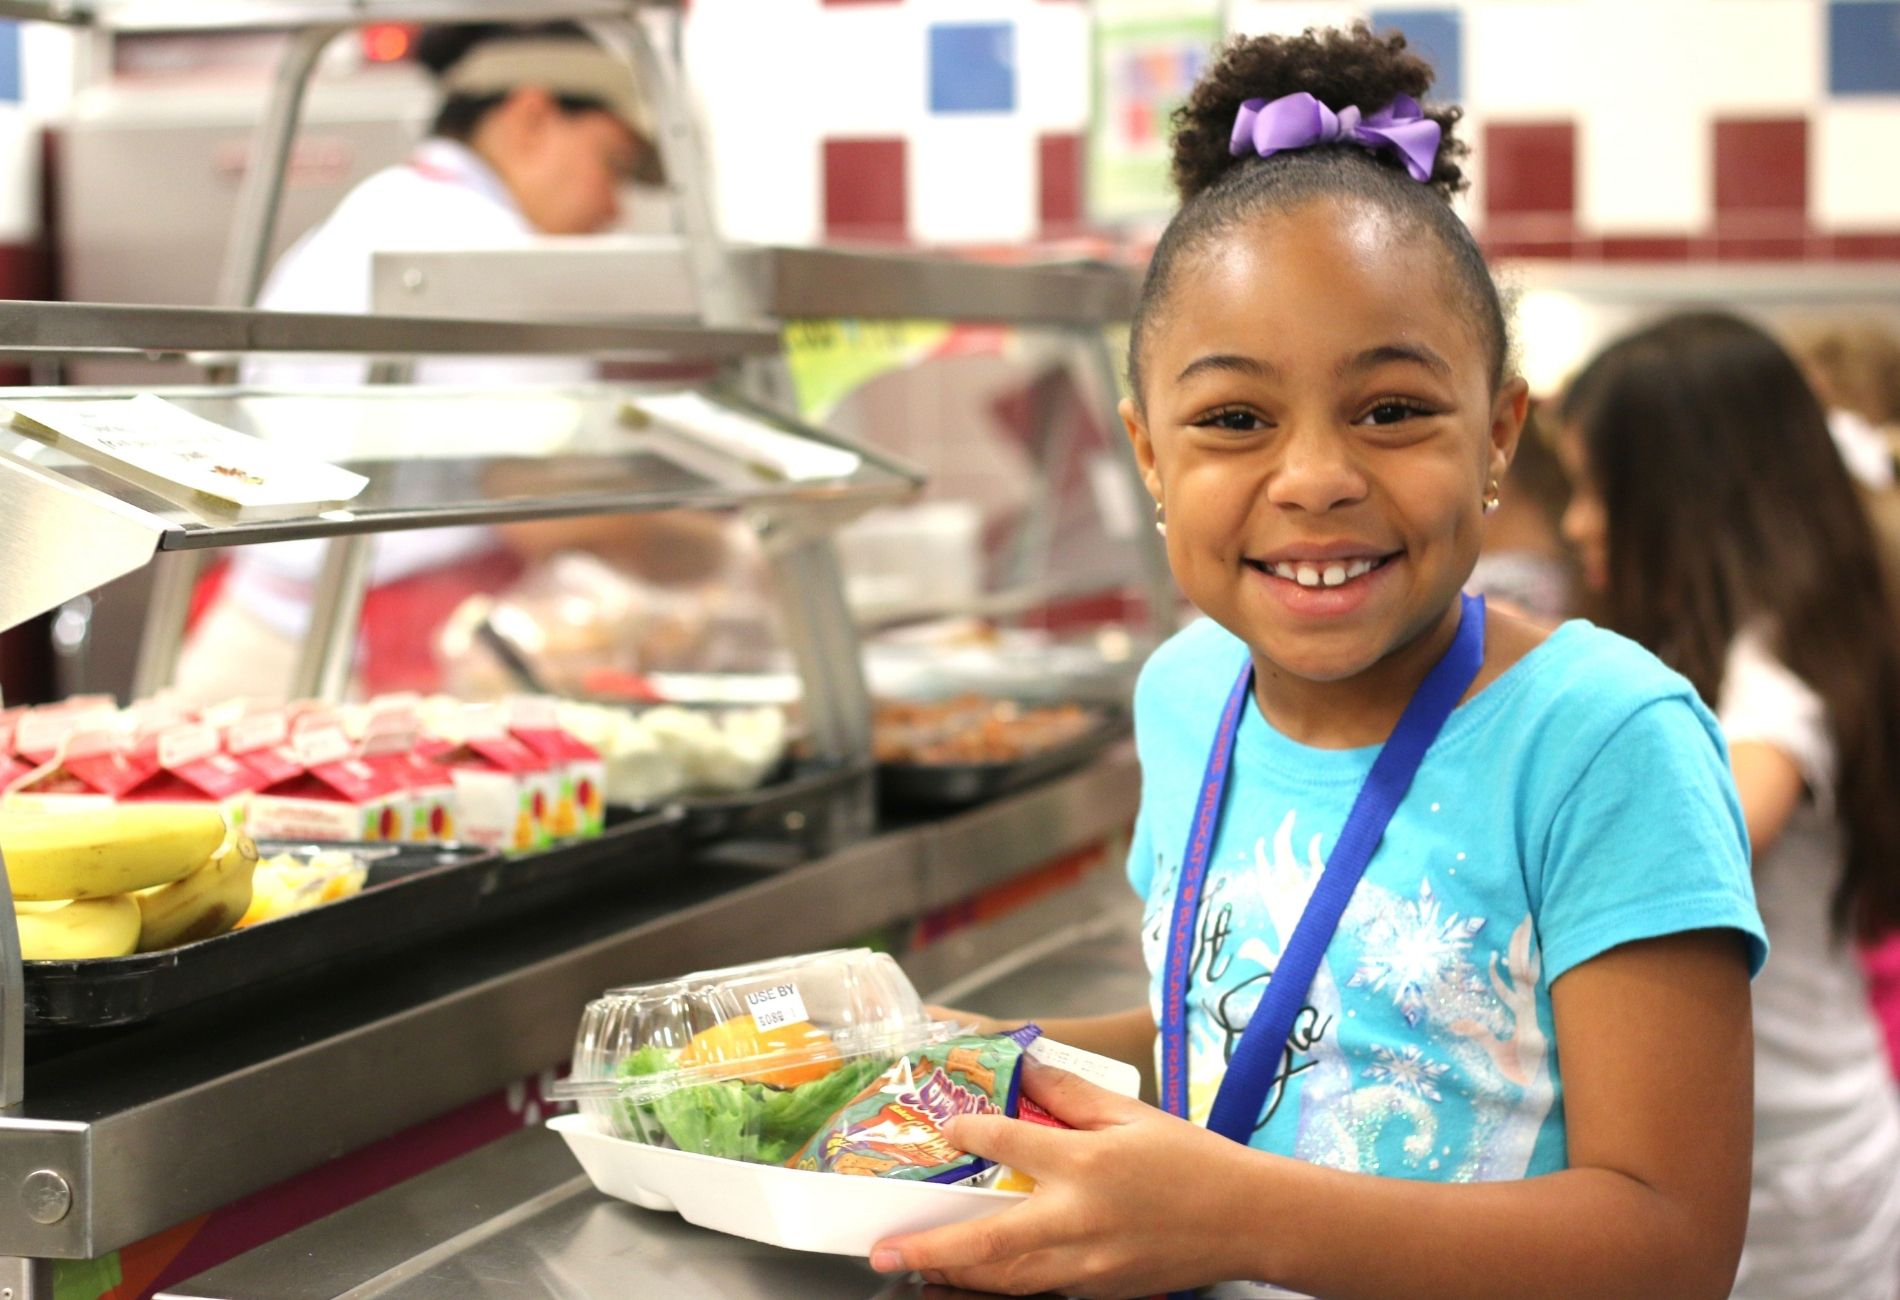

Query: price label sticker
<box><xmin>743</xmin><ymin>982</ymin><xmax>809</xmax><ymax>1032</ymax></box>
<box><xmin>1026</xmin><ymin>1037</ymin><xmax>1142</xmax><ymax>1098</ymax></box>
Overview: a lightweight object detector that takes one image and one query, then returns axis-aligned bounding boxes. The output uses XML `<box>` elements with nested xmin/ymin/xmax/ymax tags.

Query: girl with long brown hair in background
<box><xmin>1559</xmin><ymin>310</ymin><xmax>1900</xmax><ymax>1300</ymax></box>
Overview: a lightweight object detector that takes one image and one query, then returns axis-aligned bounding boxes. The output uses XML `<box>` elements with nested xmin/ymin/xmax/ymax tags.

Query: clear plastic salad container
<box><xmin>552</xmin><ymin>948</ymin><xmax>954</xmax><ymax>1165</ymax></box>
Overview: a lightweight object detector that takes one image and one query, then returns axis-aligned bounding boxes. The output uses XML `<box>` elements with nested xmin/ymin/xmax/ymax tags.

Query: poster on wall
<box><xmin>1088</xmin><ymin>1</ymin><xmax>1222</xmax><ymax>223</ymax></box>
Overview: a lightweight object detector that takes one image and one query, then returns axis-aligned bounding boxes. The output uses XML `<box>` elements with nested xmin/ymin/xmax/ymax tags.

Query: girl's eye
<box><xmin>1358</xmin><ymin>400</ymin><xmax>1434</xmax><ymax>427</ymax></box>
<box><xmin>1194</xmin><ymin>408</ymin><xmax>1266</xmax><ymax>433</ymax></box>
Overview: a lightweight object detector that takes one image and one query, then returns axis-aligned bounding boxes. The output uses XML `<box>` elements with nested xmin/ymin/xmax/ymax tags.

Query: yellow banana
<box><xmin>134</xmin><ymin>828</ymin><xmax>257</xmax><ymax>952</ymax></box>
<box><xmin>0</xmin><ymin>804</ymin><xmax>228</xmax><ymax>902</ymax></box>
<box><xmin>16</xmin><ymin>895</ymin><xmax>141</xmax><ymax>960</ymax></box>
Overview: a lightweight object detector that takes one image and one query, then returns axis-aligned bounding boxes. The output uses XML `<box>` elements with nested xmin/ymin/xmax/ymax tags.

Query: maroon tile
<box><xmin>1714</xmin><ymin>235</ymin><xmax>1809</xmax><ymax>260</ymax></box>
<box><xmin>1714</xmin><ymin>117</ymin><xmax>1807</xmax><ymax>217</ymax></box>
<box><xmin>1038</xmin><ymin>133</ymin><xmax>1083</xmax><ymax>233</ymax></box>
<box><xmin>1483</xmin><ymin>121</ymin><xmax>1576</xmax><ymax>221</ymax></box>
<box><xmin>1828</xmin><ymin>233</ymin><xmax>1900</xmax><ymax>260</ymax></box>
<box><xmin>824</xmin><ymin>137</ymin><xmax>908</xmax><ymax>243</ymax></box>
<box><xmin>1599</xmin><ymin>235</ymin><xmax>1694</xmax><ymax>261</ymax></box>
<box><xmin>1483</xmin><ymin>236</ymin><xmax>1585</xmax><ymax>260</ymax></box>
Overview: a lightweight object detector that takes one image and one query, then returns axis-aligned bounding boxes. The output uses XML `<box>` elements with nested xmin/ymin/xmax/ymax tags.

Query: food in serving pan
<box><xmin>557</xmin><ymin>702</ymin><xmax>787</xmax><ymax>806</ymax></box>
<box><xmin>0</xmin><ymin>805</ymin><xmax>257</xmax><ymax>959</ymax></box>
<box><xmin>873</xmin><ymin>695</ymin><xmax>1096</xmax><ymax>766</ymax></box>
<box><xmin>238</xmin><ymin>848</ymin><xmax>370</xmax><ymax>929</ymax></box>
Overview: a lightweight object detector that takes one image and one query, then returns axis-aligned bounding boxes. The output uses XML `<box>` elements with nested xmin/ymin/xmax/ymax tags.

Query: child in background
<box><xmin>877</xmin><ymin>26</ymin><xmax>1764</xmax><ymax>1300</ymax></box>
<box><xmin>1559</xmin><ymin>312</ymin><xmax>1900</xmax><ymax>1300</ymax></box>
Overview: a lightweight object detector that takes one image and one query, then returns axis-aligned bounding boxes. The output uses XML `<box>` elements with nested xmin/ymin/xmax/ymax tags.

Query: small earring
<box><xmin>1483</xmin><ymin>480</ymin><xmax>1502</xmax><ymax>515</ymax></box>
<box><xmin>1154</xmin><ymin>500</ymin><xmax>1167</xmax><ymax>536</ymax></box>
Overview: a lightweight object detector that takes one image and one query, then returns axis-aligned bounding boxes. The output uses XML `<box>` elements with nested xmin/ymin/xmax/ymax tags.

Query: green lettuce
<box><xmin>616</xmin><ymin>1045</ymin><xmax>890</xmax><ymax>1164</ymax></box>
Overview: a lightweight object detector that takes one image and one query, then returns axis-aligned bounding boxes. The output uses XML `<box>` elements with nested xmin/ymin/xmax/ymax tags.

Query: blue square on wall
<box><xmin>0</xmin><ymin>22</ymin><xmax>20</xmax><ymax>104</ymax></box>
<box><xmin>1829</xmin><ymin>1</ymin><xmax>1900</xmax><ymax>94</ymax></box>
<box><xmin>1368</xmin><ymin>8</ymin><xmax>1462</xmax><ymax>102</ymax></box>
<box><xmin>929</xmin><ymin>22</ymin><xmax>1016</xmax><ymax>114</ymax></box>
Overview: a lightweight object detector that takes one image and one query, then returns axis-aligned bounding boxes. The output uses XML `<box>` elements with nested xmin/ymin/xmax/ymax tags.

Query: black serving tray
<box><xmin>876</xmin><ymin>710</ymin><xmax>1129</xmax><ymax>811</ymax></box>
<box><xmin>609</xmin><ymin>757</ymin><xmax>873</xmax><ymax>862</ymax></box>
<box><xmin>21</xmin><ymin>808</ymin><xmax>688</xmax><ymax>1029</ymax></box>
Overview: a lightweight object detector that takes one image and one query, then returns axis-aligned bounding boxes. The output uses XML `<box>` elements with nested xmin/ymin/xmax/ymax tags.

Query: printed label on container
<box><xmin>1025</xmin><ymin>1036</ymin><xmax>1141</xmax><ymax>1099</ymax></box>
<box><xmin>743</xmin><ymin>982</ymin><xmax>809</xmax><ymax>1032</ymax></box>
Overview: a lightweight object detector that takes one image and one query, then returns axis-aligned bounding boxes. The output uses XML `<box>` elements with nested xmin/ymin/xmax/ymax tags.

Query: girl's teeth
<box><xmin>1264</xmin><ymin>556</ymin><xmax>1387</xmax><ymax>584</ymax></box>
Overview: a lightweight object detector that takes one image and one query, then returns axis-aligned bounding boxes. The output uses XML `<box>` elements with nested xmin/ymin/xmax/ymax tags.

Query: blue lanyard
<box><xmin>1159</xmin><ymin>594</ymin><xmax>1487</xmax><ymax>1144</ymax></box>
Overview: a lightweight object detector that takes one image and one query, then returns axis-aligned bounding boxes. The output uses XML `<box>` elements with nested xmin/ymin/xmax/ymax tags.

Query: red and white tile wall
<box><xmin>683</xmin><ymin>0</ymin><xmax>1900</xmax><ymax>261</ymax></box>
<box><xmin>2</xmin><ymin>0</ymin><xmax>1897</xmax><ymax>263</ymax></box>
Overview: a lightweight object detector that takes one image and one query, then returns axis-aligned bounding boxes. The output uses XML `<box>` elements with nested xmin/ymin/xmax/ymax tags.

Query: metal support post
<box><xmin>214</xmin><ymin>24</ymin><xmax>343</xmax><ymax>309</ymax></box>
<box><xmin>0</xmin><ymin>846</ymin><xmax>22</xmax><ymax>1111</ymax></box>
<box><xmin>0</xmin><ymin>1256</ymin><xmax>52</xmax><ymax>1300</ymax></box>
<box><xmin>127</xmin><ymin>552</ymin><xmax>203</xmax><ymax>702</ymax></box>
<box><xmin>762</xmin><ymin>531</ymin><xmax>871</xmax><ymax>765</ymax></box>
<box><xmin>1083</xmin><ymin>328</ymin><xmax>1178</xmax><ymax>638</ymax></box>
<box><xmin>288</xmin><ymin>534</ymin><xmax>373</xmax><ymax>703</ymax></box>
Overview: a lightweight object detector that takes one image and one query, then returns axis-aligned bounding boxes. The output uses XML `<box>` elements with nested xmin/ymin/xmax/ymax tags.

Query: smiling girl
<box><xmin>876</xmin><ymin>27</ymin><xmax>1766</xmax><ymax>1300</ymax></box>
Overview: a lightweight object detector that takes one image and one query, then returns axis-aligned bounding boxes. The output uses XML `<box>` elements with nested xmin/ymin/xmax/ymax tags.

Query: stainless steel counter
<box><xmin>158</xmin><ymin>910</ymin><xmax>1148</xmax><ymax>1300</ymax></box>
<box><xmin>0</xmin><ymin>748</ymin><xmax>1140</xmax><ymax>1262</ymax></box>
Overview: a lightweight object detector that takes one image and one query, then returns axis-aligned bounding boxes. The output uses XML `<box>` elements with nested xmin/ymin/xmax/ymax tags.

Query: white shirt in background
<box><xmin>223</xmin><ymin>138</ymin><xmax>593</xmax><ymax>641</ymax></box>
<box><xmin>1721</xmin><ymin>631</ymin><xmax>1900</xmax><ymax>1300</ymax></box>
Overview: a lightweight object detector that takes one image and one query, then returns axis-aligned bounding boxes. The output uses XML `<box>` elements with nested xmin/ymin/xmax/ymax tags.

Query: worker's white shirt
<box><xmin>228</xmin><ymin>139</ymin><xmax>593</xmax><ymax>637</ymax></box>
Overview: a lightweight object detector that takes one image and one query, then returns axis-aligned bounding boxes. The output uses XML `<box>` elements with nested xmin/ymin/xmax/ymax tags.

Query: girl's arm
<box><xmin>1728</xmin><ymin>740</ymin><xmax>1806</xmax><ymax>858</ymax></box>
<box><xmin>878</xmin><ymin>930</ymin><xmax>1753</xmax><ymax>1300</ymax></box>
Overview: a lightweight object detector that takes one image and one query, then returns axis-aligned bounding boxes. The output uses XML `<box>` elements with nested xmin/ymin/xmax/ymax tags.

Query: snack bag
<box><xmin>789</xmin><ymin>1025</ymin><xmax>1042</xmax><ymax>1184</ymax></box>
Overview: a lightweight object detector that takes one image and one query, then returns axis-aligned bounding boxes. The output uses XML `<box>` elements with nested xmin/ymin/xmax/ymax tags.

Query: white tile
<box><xmin>909</xmin><ymin>117</ymin><xmax>1037</xmax><ymax>245</ymax></box>
<box><xmin>1017</xmin><ymin>3</ymin><xmax>1092</xmax><ymax>132</ymax></box>
<box><xmin>1227</xmin><ymin>2</ymin><xmax>1366</xmax><ymax>39</ymax></box>
<box><xmin>1815</xmin><ymin>102</ymin><xmax>1900</xmax><ymax>231</ymax></box>
<box><xmin>803</xmin><ymin>5</ymin><xmax>931</xmax><ymax>136</ymax></box>
<box><xmin>19</xmin><ymin>26</ymin><xmax>79</xmax><ymax>114</ymax></box>
<box><xmin>685</xmin><ymin>6</ymin><xmax>822</xmax><ymax>244</ymax></box>
<box><xmin>0</xmin><ymin>107</ymin><xmax>39</xmax><ymax>243</ymax></box>
<box><xmin>1581</xmin><ymin>96</ymin><xmax>1711</xmax><ymax>231</ymax></box>
<box><xmin>1466</xmin><ymin>2</ymin><xmax>1589</xmax><ymax>113</ymax></box>
<box><xmin>1576</xmin><ymin>1</ymin><xmax>1712</xmax><ymax>231</ymax></box>
<box><xmin>1700</xmin><ymin>0</ymin><xmax>1820</xmax><ymax>109</ymax></box>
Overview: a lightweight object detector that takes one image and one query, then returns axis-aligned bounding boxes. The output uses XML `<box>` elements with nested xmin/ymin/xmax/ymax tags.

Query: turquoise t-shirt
<box><xmin>1129</xmin><ymin>614</ymin><xmax>1768</xmax><ymax>1180</ymax></box>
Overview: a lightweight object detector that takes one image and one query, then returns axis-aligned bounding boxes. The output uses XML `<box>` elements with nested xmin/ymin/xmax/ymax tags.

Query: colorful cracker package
<box><xmin>789</xmin><ymin>1025</ymin><xmax>1043</xmax><ymax>1184</ymax></box>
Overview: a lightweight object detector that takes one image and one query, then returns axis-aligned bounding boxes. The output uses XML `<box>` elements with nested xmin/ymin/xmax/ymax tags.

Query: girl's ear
<box><xmin>1120</xmin><ymin>397</ymin><xmax>1164</xmax><ymax>505</ymax></box>
<box><xmin>1488</xmin><ymin>377</ymin><xmax>1532</xmax><ymax>486</ymax></box>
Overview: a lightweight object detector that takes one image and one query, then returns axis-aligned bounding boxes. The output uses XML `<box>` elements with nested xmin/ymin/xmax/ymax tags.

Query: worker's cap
<box><xmin>442</xmin><ymin>37</ymin><xmax>665</xmax><ymax>185</ymax></box>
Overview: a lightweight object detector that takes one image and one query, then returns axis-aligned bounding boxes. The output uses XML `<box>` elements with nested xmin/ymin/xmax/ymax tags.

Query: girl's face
<box><xmin>1124</xmin><ymin>200</ymin><xmax>1527</xmax><ymax>683</ymax></box>
<box><xmin>1556</xmin><ymin>427</ymin><xmax>1610</xmax><ymax>594</ymax></box>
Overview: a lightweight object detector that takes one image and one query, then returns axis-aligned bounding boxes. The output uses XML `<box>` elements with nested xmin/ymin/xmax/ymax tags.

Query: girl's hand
<box><xmin>870</xmin><ymin>1061</ymin><xmax>1264</xmax><ymax>1298</ymax></box>
<box><xmin>924</xmin><ymin>1004</ymin><xmax>1018</xmax><ymax>1037</ymax></box>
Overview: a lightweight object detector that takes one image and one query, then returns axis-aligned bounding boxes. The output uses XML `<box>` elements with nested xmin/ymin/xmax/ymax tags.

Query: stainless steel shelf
<box><xmin>0</xmin><ymin>300</ymin><xmax>776</xmax><ymax>361</ymax></box>
<box><xmin>0</xmin><ymin>747</ymin><xmax>1135</xmax><ymax>1261</ymax></box>
<box><xmin>373</xmin><ymin>242</ymin><xmax>1141</xmax><ymax>329</ymax></box>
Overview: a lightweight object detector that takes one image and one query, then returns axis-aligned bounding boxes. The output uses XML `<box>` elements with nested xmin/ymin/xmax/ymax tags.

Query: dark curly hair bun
<box><xmin>1170</xmin><ymin>24</ymin><xmax>1469</xmax><ymax>204</ymax></box>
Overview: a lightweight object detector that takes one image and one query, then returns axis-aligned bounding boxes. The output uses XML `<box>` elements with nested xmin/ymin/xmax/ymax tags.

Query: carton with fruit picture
<box><xmin>117</xmin><ymin>723</ymin><xmax>260</xmax><ymax>830</ymax></box>
<box><xmin>421</xmin><ymin>713</ymin><xmax>557</xmax><ymax>853</ymax></box>
<box><xmin>6</xmin><ymin>725</ymin><xmax>153</xmax><ymax>810</ymax></box>
<box><xmin>248</xmin><ymin>724</ymin><xmax>405</xmax><ymax>843</ymax></box>
<box><xmin>354</xmin><ymin>702</ymin><xmax>458</xmax><ymax>844</ymax></box>
<box><xmin>508</xmin><ymin>696</ymin><xmax>605</xmax><ymax>839</ymax></box>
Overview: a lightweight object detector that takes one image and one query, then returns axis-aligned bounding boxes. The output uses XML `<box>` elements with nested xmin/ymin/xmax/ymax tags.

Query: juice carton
<box><xmin>358</xmin><ymin>703</ymin><xmax>457</xmax><ymax>844</ymax></box>
<box><xmin>508</xmin><ymin>696</ymin><xmax>605</xmax><ymax>840</ymax></box>
<box><xmin>7</xmin><ymin>726</ymin><xmax>157</xmax><ymax>810</ymax></box>
<box><xmin>119</xmin><ymin>723</ymin><xmax>260</xmax><ymax>829</ymax></box>
<box><xmin>222</xmin><ymin>712</ymin><xmax>303</xmax><ymax>791</ymax></box>
<box><xmin>421</xmin><ymin>709</ymin><xmax>556</xmax><ymax>853</ymax></box>
<box><xmin>248</xmin><ymin>724</ymin><xmax>404</xmax><ymax>843</ymax></box>
<box><xmin>0</xmin><ymin>710</ymin><xmax>30</xmax><ymax>793</ymax></box>
<box><xmin>14</xmin><ymin>703</ymin><xmax>120</xmax><ymax>767</ymax></box>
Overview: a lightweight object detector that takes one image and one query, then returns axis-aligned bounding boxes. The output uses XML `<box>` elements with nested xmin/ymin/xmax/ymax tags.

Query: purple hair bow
<box><xmin>1228</xmin><ymin>91</ymin><xmax>1441</xmax><ymax>183</ymax></box>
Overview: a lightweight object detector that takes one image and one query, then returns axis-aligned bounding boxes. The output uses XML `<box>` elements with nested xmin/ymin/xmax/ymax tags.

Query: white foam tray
<box><xmin>547</xmin><ymin>1113</ymin><xmax>1027</xmax><ymax>1256</ymax></box>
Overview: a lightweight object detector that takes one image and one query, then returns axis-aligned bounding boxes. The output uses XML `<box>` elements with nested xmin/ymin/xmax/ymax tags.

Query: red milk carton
<box><xmin>507</xmin><ymin>696</ymin><xmax>605</xmax><ymax>840</ymax></box>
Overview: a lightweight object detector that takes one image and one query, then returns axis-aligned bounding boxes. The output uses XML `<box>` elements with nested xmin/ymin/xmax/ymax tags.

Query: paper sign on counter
<box><xmin>8</xmin><ymin>393</ymin><xmax>369</xmax><ymax>508</ymax></box>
